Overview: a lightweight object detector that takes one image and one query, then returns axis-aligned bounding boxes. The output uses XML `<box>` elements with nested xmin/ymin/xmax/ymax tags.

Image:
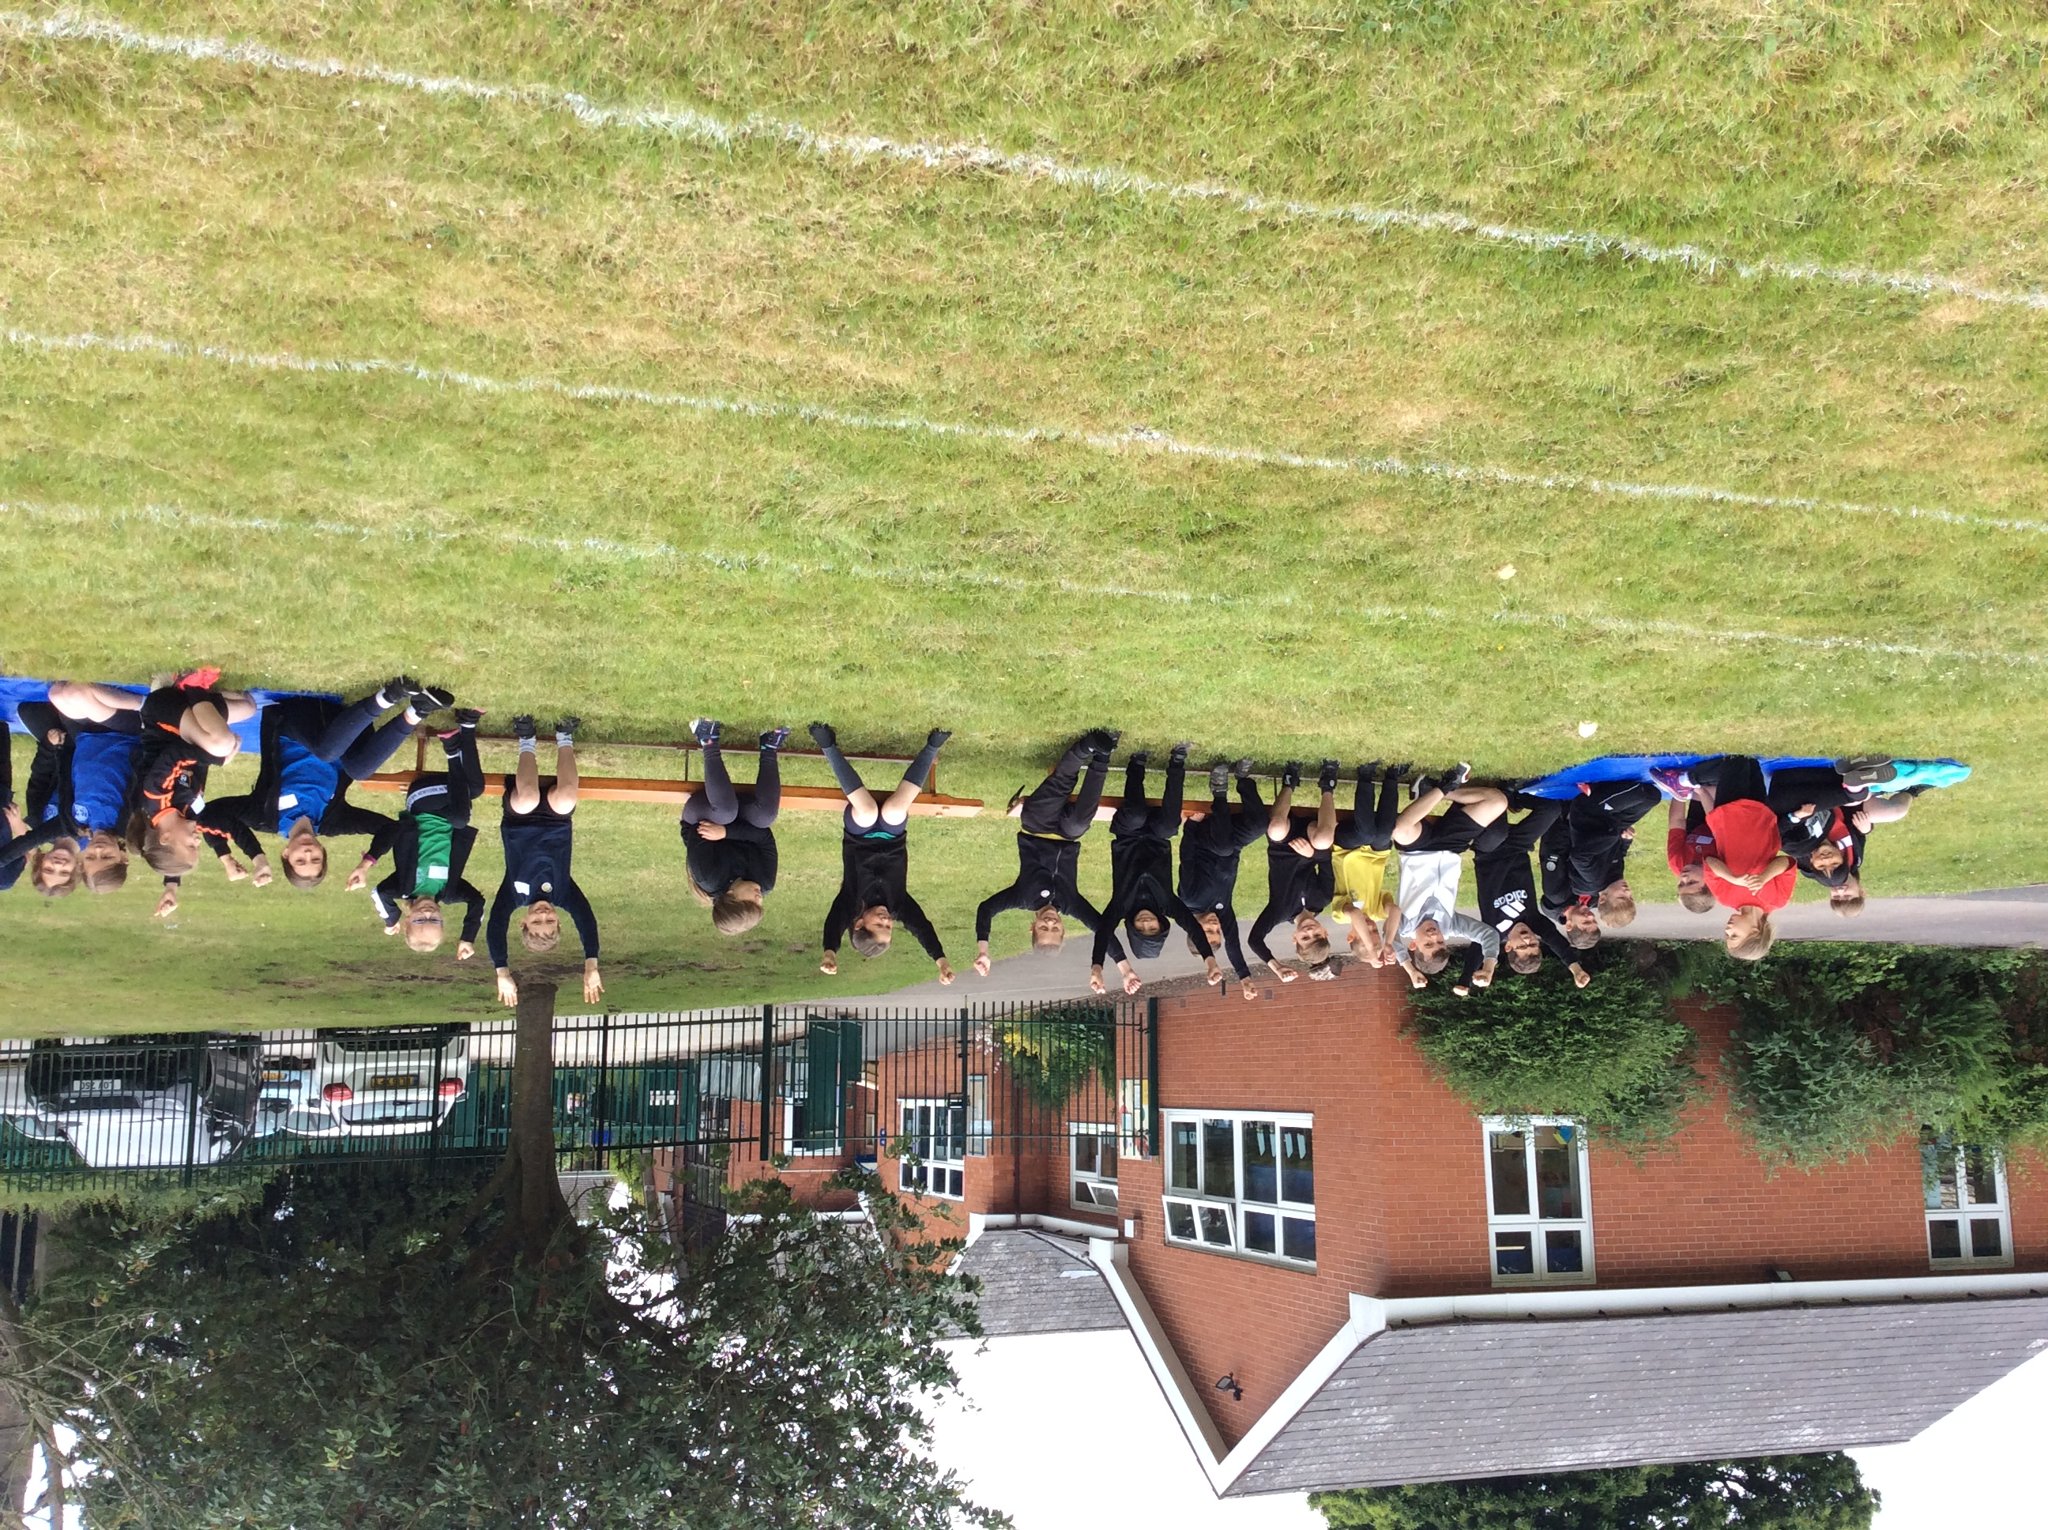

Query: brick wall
<box><xmin>1124</xmin><ymin>968</ymin><xmax>2048</xmax><ymax>1448</ymax></box>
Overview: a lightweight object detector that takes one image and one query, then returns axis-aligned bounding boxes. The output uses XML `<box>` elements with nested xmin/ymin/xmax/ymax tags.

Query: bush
<box><xmin>998</xmin><ymin>1004</ymin><xmax>1118</xmax><ymax>1114</ymax></box>
<box><xmin>1692</xmin><ymin>946</ymin><xmax>2048</xmax><ymax>1167</ymax></box>
<box><xmin>1406</xmin><ymin>961</ymin><xmax>1699</xmax><ymax>1143</ymax></box>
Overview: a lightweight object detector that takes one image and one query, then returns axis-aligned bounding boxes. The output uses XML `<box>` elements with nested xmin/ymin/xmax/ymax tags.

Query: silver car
<box><xmin>265</xmin><ymin>1026</ymin><xmax>471</xmax><ymax>1139</ymax></box>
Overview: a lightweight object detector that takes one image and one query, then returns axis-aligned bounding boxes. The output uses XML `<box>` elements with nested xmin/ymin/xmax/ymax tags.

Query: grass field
<box><xmin>1</xmin><ymin>1</ymin><xmax>2043</xmax><ymax>1031</ymax></box>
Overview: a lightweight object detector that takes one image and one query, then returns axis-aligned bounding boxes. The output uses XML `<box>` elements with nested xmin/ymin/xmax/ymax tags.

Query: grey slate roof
<box><xmin>957</xmin><ymin>1230</ymin><xmax>1125</xmax><ymax>1337</ymax></box>
<box><xmin>1229</xmin><ymin>1296</ymin><xmax>2048</xmax><ymax>1496</ymax></box>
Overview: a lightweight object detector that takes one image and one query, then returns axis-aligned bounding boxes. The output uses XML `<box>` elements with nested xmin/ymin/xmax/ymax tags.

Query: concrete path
<box><xmin>836</xmin><ymin>890</ymin><xmax>2046</xmax><ymax>1008</ymax></box>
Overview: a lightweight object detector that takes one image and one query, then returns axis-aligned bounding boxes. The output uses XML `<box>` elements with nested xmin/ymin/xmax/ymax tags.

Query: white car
<box><xmin>264</xmin><ymin>1026</ymin><xmax>471</xmax><ymax>1139</ymax></box>
<box><xmin>22</xmin><ymin>1036</ymin><xmax>260</xmax><ymax>1169</ymax></box>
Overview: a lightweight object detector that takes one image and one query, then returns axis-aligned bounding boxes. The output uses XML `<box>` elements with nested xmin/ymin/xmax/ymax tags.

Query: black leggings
<box><xmin>272</xmin><ymin>692</ymin><xmax>414</xmax><ymax>781</ymax></box>
<box><xmin>1336</xmin><ymin>769</ymin><xmax>1402</xmax><ymax>852</ymax></box>
<box><xmin>683</xmin><ymin>737</ymin><xmax>781</xmax><ymax>828</ymax></box>
<box><xmin>1183</xmin><ymin>776</ymin><xmax>1267</xmax><ymax>857</ymax></box>
<box><xmin>1020</xmin><ymin>741</ymin><xmax>1109</xmax><ymax>841</ymax></box>
<box><xmin>1764</xmin><ymin>765</ymin><xmax>1867</xmax><ymax>815</ymax></box>
<box><xmin>406</xmin><ymin>731</ymin><xmax>484</xmax><ymax>823</ymax></box>
<box><xmin>1694</xmin><ymin>755</ymin><xmax>1767</xmax><ymax>808</ymax></box>
<box><xmin>1109</xmin><ymin>755</ymin><xmax>1185</xmax><ymax>842</ymax></box>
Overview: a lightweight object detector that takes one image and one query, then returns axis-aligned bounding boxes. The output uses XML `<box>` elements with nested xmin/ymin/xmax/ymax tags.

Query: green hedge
<box><xmin>1405</xmin><ymin>960</ymin><xmax>1699</xmax><ymax>1143</ymax></box>
<box><xmin>1690</xmin><ymin>946</ymin><xmax>2048</xmax><ymax>1167</ymax></box>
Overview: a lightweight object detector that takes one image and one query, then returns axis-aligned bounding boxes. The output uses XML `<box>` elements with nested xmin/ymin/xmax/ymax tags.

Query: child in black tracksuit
<box><xmin>1469</xmin><ymin>796</ymin><xmax>1590</xmax><ymax>987</ymax></box>
<box><xmin>1091</xmin><ymin>747</ymin><xmax>1220</xmax><ymax>993</ymax></box>
<box><xmin>811</xmin><ymin>721</ymin><xmax>953</xmax><ymax>983</ymax></box>
<box><xmin>490</xmin><ymin>716</ymin><xmax>602</xmax><ymax>1008</ymax></box>
<box><xmin>1537</xmin><ymin>778</ymin><xmax>1660</xmax><ymax>946</ymax></box>
<box><xmin>370</xmin><ymin>721</ymin><xmax>485</xmax><ymax>958</ymax></box>
<box><xmin>974</xmin><ymin>730</ymin><xmax>1132</xmax><ymax>987</ymax></box>
<box><xmin>132</xmin><ymin>675</ymin><xmax>259</xmax><ymax>917</ymax></box>
<box><xmin>1249</xmin><ymin>762</ymin><xmax>1342</xmax><ymax>980</ymax></box>
<box><xmin>681</xmin><ymin>719</ymin><xmax>787</xmax><ymax>936</ymax></box>
<box><xmin>1177</xmin><ymin>759</ymin><xmax>1265</xmax><ymax>997</ymax></box>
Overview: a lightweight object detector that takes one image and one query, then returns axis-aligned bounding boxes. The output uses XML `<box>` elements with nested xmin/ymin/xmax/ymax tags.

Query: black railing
<box><xmin>0</xmin><ymin>999</ymin><xmax>1153</xmax><ymax>1191</ymax></box>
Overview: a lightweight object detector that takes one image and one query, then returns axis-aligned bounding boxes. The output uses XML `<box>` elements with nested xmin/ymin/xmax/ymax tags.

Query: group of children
<box><xmin>1</xmin><ymin>675</ymin><xmax>603</xmax><ymax>1005</ymax></box>
<box><xmin>3</xmin><ymin>678</ymin><xmax>1935</xmax><ymax>992</ymax></box>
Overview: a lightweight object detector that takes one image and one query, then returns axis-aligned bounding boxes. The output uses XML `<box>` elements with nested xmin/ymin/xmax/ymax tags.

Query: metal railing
<box><xmin>0</xmin><ymin>999</ymin><xmax>1155</xmax><ymax>1190</ymax></box>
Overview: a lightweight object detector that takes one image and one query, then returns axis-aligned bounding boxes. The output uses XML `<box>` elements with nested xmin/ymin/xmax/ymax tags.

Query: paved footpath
<box><xmin>835</xmin><ymin>889</ymin><xmax>2047</xmax><ymax>1008</ymax></box>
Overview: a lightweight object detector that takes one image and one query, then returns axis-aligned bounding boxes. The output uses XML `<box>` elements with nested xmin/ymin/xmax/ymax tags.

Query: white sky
<box><xmin>933</xmin><ymin>1328</ymin><xmax>2048</xmax><ymax>1530</ymax></box>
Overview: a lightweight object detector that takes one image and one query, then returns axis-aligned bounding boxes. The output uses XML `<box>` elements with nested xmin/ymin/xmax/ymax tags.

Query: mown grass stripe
<box><xmin>2</xmin><ymin>494</ymin><xmax>2036</xmax><ymax>669</ymax></box>
<box><xmin>10</xmin><ymin>326</ymin><xmax>2043</xmax><ymax>541</ymax></box>
<box><xmin>7</xmin><ymin>7</ymin><xmax>2046</xmax><ymax>313</ymax></box>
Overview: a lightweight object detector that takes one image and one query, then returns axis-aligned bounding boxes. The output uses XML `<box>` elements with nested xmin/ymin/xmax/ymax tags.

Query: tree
<box><xmin>5</xmin><ymin>983</ymin><xmax>1005</xmax><ymax>1528</ymax></box>
<box><xmin>1312</xmin><ymin>1454</ymin><xmax>1879</xmax><ymax>1529</ymax></box>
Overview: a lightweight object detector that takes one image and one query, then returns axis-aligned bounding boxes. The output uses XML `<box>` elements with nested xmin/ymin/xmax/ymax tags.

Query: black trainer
<box><xmin>1318</xmin><ymin>760</ymin><xmax>1340</xmax><ymax>792</ymax></box>
<box><xmin>552</xmin><ymin>717</ymin><xmax>581</xmax><ymax>741</ymax></box>
<box><xmin>452</xmin><ymin>707</ymin><xmax>485</xmax><ymax>729</ymax></box>
<box><xmin>808</xmin><ymin>721</ymin><xmax>838</xmax><ymax>750</ymax></box>
<box><xmin>378</xmin><ymin>675</ymin><xmax>417</xmax><ymax>710</ymax></box>
<box><xmin>1208</xmin><ymin>762</ymin><xmax>1231</xmax><ymax>794</ymax></box>
<box><xmin>760</xmin><ymin>726</ymin><xmax>791</xmax><ymax>752</ymax></box>
<box><xmin>1441</xmin><ymin>762</ymin><xmax>1472</xmax><ymax>791</ymax></box>
<box><xmin>1280</xmin><ymin>761</ymin><xmax>1302</xmax><ymax>790</ymax></box>
<box><xmin>1127</xmin><ymin>750</ymin><xmax>1151</xmax><ymax>770</ymax></box>
<box><xmin>1233</xmin><ymin>757</ymin><xmax>1255</xmax><ymax>780</ymax></box>
<box><xmin>1357</xmin><ymin>760</ymin><xmax>1382</xmax><ymax>785</ymax></box>
<box><xmin>926</xmin><ymin>728</ymin><xmax>953</xmax><ymax>750</ymax></box>
<box><xmin>1386</xmin><ymin>761</ymin><xmax>1413</xmax><ymax>782</ymax></box>
<box><xmin>511</xmin><ymin>714</ymin><xmax>537</xmax><ymax>742</ymax></box>
<box><xmin>409</xmin><ymin>683</ymin><xmax>456</xmax><ymax>715</ymax></box>
<box><xmin>690</xmin><ymin>718</ymin><xmax>721</xmax><ymax>746</ymax></box>
<box><xmin>1168</xmin><ymin>741</ymin><xmax>1192</xmax><ymax>763</ymax></box>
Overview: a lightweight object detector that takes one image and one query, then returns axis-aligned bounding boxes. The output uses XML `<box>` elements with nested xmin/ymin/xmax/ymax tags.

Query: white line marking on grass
<box><xmin>1</xmin><ymin>495</ymin><xmax>2037</xmax><ymax>669</ymax></box>
<box><xmin>8</xmin><ymin>6</ymin><xmax>2047</xmax><ymax>313</ymax></box>
<box><xmin>10</xmin><ymin>325</ymin><xmax>2045</xmax><ymax>539</ymax></box>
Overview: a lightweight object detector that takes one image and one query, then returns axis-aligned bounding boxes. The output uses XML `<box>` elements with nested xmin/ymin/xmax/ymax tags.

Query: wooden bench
<box><xmin>357</xmin><ymin>772</ymin><xmax>983</xmax><ymax>817</ymax></box>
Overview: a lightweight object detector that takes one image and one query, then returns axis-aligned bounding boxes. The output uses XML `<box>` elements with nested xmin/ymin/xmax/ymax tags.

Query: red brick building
<box><xmin>652</xmin><ymin>973</ymin><xmax>2048</xmax><ymax>1494</ymax></box>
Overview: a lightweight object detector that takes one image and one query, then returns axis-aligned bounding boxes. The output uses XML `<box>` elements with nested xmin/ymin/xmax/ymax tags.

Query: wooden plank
<box><xmin>357</xmin><ymin>773</ymin><xmax>982</xmax><ymax>817</ymax></box>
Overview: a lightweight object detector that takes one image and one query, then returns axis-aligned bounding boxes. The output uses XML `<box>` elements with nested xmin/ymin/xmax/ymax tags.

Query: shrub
<box><xmin>998</xmin><ymin>1004</ymin><xmax>1118</xmax><ymax>1114</ymax></box>
<box><xmin>1693</xmin><ymin>945</ymin><xmax>2048</xmax><ymax>1167</ymax></box>
<box><xmin>1406</xmin><ymin>961</ymin><xmax>1699</xmax><ymax>1143</ymax></box>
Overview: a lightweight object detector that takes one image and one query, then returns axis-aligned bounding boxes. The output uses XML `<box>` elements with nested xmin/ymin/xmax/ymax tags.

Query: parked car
<box><xmin>265</xmin><ymin>1026</ymin><xmax>471</xmax><ymax>1139</ymax></box>
<box><xmin>22</xmin><ymin>1035</ymin><xmax>261</xmax><ymax>1169</ymax></box>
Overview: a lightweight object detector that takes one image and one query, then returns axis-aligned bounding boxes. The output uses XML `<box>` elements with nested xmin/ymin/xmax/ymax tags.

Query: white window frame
<box><xmin>780</xmin><ymin>1093</ymin><xmax>839</xmax><ymax>1158</ymax></box>
<box><xmin>897</xmin><ymin>1098</ymin><xmax>966</xmax><ymax>1201</ymax></box>
<box><xmin>1922</xmin><ymin>1136</ymin><xmax>2012</xmax><ymax>1270</ymax></box>
<box><xmin>1481</xmin><ymin>1116</ymin><xmax>1595</xmax><ymax>1286</ymax></box>
<box><xmin>1069</xmin><ymin>1121</ymin><xmax>1120</xmax><ymax>1214</ymax></box>
<box><xmin>1160</xmin><ymin>1109</ymin><xmax>1316</xmax><ymax>1270</ymax></box>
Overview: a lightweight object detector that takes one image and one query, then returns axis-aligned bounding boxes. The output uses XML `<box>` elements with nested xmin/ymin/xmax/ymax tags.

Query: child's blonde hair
<box><xmin>1597</xmin><ymin>889</ymin><xmax>1636</xmax><ymax>928</ymax></box>
<box><xmin>1727</xmin><ymin>915</ymin><xmax>1776</xmax><ymax>962</ymax></box>
<box><xmin>712</xmin><ymin>890</ymin><xmax>764</xmax><ymax>936</ymax></box>
<box><xmin>1678</xmin><ymin>888</ymin><xmax>1717</xmax><ymax>914</ymax></box>
<box><xmin>405</xmin><ymin>901</ymin><xmax>445</xmax><ymax>953</ymax></box>
<box><xmin>133</xmin><ymin>812</ymin><xmax>199</xmax><ymax>877</ymax></box>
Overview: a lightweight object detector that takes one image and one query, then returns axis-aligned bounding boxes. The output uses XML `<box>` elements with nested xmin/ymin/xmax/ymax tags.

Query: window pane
<box><xmin>1964</xmin><ymin>1148</ymin><xmax>1999</xmax><ymax>1207</ymax></box>
<box><xmin>1534</xmin><ymin>1127</ymin><xmax>1583</xmax><ymax>1220</ymax></box>
<box><xmin>946</xmin><ymin>1168</ymin><xmax>963</xmax><ymax>1198</ymax></box>
<box><xmin>1242</xmin><ymin>1120</ymin><xmax>1278</xmax><ymax>1204</ymax></box>
<box><xmin>1074</xmin><ymin>1133</ymin><xmax>1098</xmax><ymax>1175</ymax></box>
<box><xmin>1494</xmin><ymin>1230</ymin><xmax>1534</xmax><ymax>1276</ymax></box>
<box><xmin>1929</xmin><ymin>1217</ymin><xmax>1963</xmax><ymax>1260</ymax></box>
<box><xmin>1970</xmin><ymin>1218</ymin><xmax>2004</xmax><ymax>1259</ymax></box>
<box><xmin>1281</xmin><ymin>1126</ymin><xmax>1315</xmax><ymax>1205</ymax></box>
<box><xmin>1922</xmin><ymin>1138</ymin><xmax>1959</xmax><ymax>1210</ymax></box>
<box><xmin>1170</xmin><ymin>1122</ymin><xmax>1199</xmax><ymax>1192</ymax></box>
<box><xmin>1166</xmin><ymin>1201</ymin><xmax>1197</xmax><ymax>1241</ymax></box>
<box><xmin>1072</xmin><ymin>1180</ymin><xmax>1094</xmax><ymax>1206</ymax></box>
<box><xmin>1198</xmin><ymin>1204</ymin><xmax>1233</xmax><ymax>1247</ymax></box>
<box><xmin>1490</xmin><ymin>1131</ymin><xmax>1531</xmax><ymax>1217</ymax></box>
<box><xmin>967</xmin><ymin>1075</ymin><xmax>990</xmax><ymax>1156</ymax></box>
<box><xmin>1545</xmin><ymin>1228</ymin><xmax>1585</xmax><ymax>1274</ymax></box>
<box><xmin>1099</xmin><ymin>1136</ymin><xmax>1119</xmax><ymax>1182</ymax></box>
<box><xmin>1244</xmin><ymin>1210</ymin><xmax>1277</xmax><ymax>1254</ymax></box>
<box><xmin>1282</xmin><ymin>1217</ymin><xmax>1317</xmax><ymax>1264</ymax></box>
<box><xmin>1202</xmin><ymin>1119</ymin><xmax>1236</xmax><ymax>1199</ymax></box>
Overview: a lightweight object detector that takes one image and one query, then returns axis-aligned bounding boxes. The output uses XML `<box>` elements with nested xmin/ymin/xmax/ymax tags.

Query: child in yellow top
<box><xmin>1331</xmin><ymin>763</ymin><xmax>1406</xmax><ymax>965</ymax></box>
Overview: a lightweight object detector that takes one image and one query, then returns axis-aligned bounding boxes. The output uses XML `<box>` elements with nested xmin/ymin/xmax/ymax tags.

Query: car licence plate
<box><xmin>367</xmin><ymin>1074</ymin><xmax>420</xmax><ymax>1090</ymax></box>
